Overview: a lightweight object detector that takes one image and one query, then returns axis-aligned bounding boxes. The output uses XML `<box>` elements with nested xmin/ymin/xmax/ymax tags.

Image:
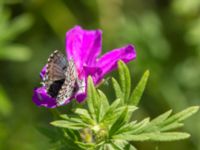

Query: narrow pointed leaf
<box><xmin>109</xmin><ymin>107</ymin><xmax>128</xmax><ymax>136</ymax></box>
<box><xmin>118</xmin><ymin>60</ymin><xmax>131</xmax><ymax>104</ymax></box>
<box><xmin>114</xmin><ymin>132</ymin><xmax>190</xmax><ymax>142</ymax></box>
<box><xmin>112</xmin><ymin>77</ymin><xmax>124</xmax><ymax>103</ymax></box>
<box><xmin>129</xmin><ymin>70</ymin><xmax>150</xmax><ymax>105</ymax></box>
<box><xmin>145</xmin><ymin>132</ymin><xmax>190</xmax><ymax>141</ymax></box>
<box><xmin>144</xmin><ymin>110</ymin><xmax>172</xmax><ymax>132</ymax></box>
<box><xmin>87</xmin><ymin>76</ymin><xmax>100</xmax><ymax>121</ymax></box>
<box><xmin>160</xmin><ymin>123</ymin><xmax>184</xmax><ymax>132</ymax></box>
<box><xmin>150</xmin><ymin>110</ymin><xmax>172</xmax><ymax>125</ymax></box>
<box><xmin>50</xmin><ymin>120</ymin><xmax>86</xmax><ymax>130</ymax></box>
<box><xmin>98</xmin><ymin>90</ymin><xmax>109</xmax><ymax>111</ymax></box>
<box><xmin>75</xmin><ymin>141</ymin><xmax>95</xmax><ymax>150</ymax></box>
<box><xmin>98</xmin><ymin>89</ymin><xmax>110</xmax><ymax>121</ymax></box>
<box><xmin>110</xmin><ymin>142</ymin><xmax>123</xmax><ymax>150</ymax></box>
<box><xmin>161</xmin><ymin>106</ymin><xmax>199</xmax><ymax>126</ymax></box>
<box><xmin>130</xmin><ymin>118</ymin><xmax>150</xmax><ymax>134</ymax></box>
<box><xmin>101</xmin><ymin>98</ymin><xmax>121</xmax><ymax>124</ymax></box>
<box><xmin>116</xmin><ymin>121</ymin><xmax>137</xmax><ymax>135</ymax></box>
<box><xmin>113</xmin><ymin>133</ymin><xmax>150</xmax><ymax>141</ymax></box>
<box><xmin>75</xmin><ymin>108</ymin><xmax>95</xmax><ymax>125</ymax></box>
<box><xmin>60</xmin><ymin>114</ymin><xmax>69</xmax><ymax>120</ymax></box>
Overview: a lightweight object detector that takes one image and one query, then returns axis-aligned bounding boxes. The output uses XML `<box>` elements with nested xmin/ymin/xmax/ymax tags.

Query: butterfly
<box><xmin>43</xmin><ymin>50</ymin><xmax>78</xmax><ymax>106</ymax></box>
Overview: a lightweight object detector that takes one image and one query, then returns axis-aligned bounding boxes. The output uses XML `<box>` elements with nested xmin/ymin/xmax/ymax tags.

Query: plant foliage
<box><xmin>50</xmin><ymin>61</ymin><xmax>199</xmax><ymax>150</ymax></box>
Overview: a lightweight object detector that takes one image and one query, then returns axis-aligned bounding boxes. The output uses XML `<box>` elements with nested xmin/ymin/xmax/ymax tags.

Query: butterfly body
<box><xmin>43</xmin><ymin>50</ymin><xmax>78</xmax><ymax>106</ymax></box>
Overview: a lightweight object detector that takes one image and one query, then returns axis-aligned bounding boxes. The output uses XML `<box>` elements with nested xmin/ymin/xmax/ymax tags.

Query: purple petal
<box><xmin>74</xmin><ymin>79</ymin><xmax>87</xmax><ymax>103</ymax></box>
<box><xmin>32</xmin><ymin>87</ymin><xmax>57</xmax><ymax>108</ymax></box>
<box><xmin>83</xmin><ymin>66</ymin><xmax>102</xmax><ymax>84</ymax></box>
<box><xmin>66</xmin><ymin>25</ymin><xmax>102</xmax><ymax>78</ymax></box>
<box><xmin>32</xmin><ymin>87</ymin><xmax>72</xmax><ymax>108</ymax></box>
<box><xmin>74</xmin><ymin>67</ymin><xmax>102</xmax><ymax>103</ymax></box>
<box><xmin>96</xmin><ymin>44</ymin><xmax>136</xmax><ymax>79</ymax></box>
<box><xmin>40</xmin><ymin>65</ymin><xmax>47</xmax><ymax>80</ymax></box>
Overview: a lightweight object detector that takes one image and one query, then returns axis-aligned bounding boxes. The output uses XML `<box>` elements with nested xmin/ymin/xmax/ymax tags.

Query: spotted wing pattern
<box><xmin>44</xmin><ymin>50</ymin><xmax>67</xmax><ymax>90</ymax></box>
<box><xmin>56</xmin><ymin>59</ymin><xmax>78</xmax><ymax>106</ymax></box>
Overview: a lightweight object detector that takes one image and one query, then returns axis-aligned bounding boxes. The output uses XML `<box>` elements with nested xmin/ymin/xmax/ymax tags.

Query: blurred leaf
<box><xmin>40</xmin><ymin>0</ymin><xmax>76</xmax><ymax>39</ymax></box>
<box><xmin>172</xmin><ymin>0</ymin><xmax>200</xmax><ymax>15</ymax></box>
<box><xmin>0</xmin><ymin>13</ymin><xmax>33</xmax><ymax>42</ymax></box>
<box><xmin>0</xmin><ymin>44</ymin><xmax>31</xmax><ymax>61</ymax></box>
<box><xmin>0</xmin><ymin>85</ymin><xmax>12</xmax><ymax>116</ymax></box>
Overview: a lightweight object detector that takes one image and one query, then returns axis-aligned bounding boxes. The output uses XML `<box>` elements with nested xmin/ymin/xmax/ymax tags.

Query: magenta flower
<box><xmin>33</xmin><ymin>26</ymin><xmax>136</xmax><ymax>108</ymax></box>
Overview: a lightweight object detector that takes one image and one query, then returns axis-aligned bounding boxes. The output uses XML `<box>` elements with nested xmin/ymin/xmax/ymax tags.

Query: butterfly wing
<box><xmin>44</xmin><ymin>50</ymin><xmax>67</xmax><ymax>89</ymax></box>
<box><xmin>56</xmin><ymin>59</ymin><xmax>77</xmax><ymax>106</ymax></box>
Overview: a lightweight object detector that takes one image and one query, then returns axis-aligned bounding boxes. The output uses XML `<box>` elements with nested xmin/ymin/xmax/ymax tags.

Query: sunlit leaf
<box><xmin>118</xmin><ymin>60</ymin><xmax>131</xmax><ymax>104</ymax></box>
<box><xmin>51</xmin><ymin>120</ymin><xmax>87</xmax><ymax>130</ymax></box>
<box><xmin>112</xmin><ymin>77</ymin><xmax>124</xmax><ymax>103</ymax></box>
<box><xmin>109</xmin><ymin>107</ymin><xmax>128</xmax><ymax>137</ymax></box>
<box><xmin>129</xmin><ymin>70</ymin><xmax>150</xmax><ymax>105</ymax></box>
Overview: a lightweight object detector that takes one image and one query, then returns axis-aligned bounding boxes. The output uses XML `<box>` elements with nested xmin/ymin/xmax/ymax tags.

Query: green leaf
<box><xmin>144</xmin><ymin>110</ymin><xmax>172</xmax><ymax>132</ymax></box>
<box><xmin>142</xmin><ymin>132</ymin><xmax>190</xmax><ymax>141</ymax></box>
<box><xmin>112</xmin><ymin>77</ymin><xmax>124</xmax><ymax>103</ymax></box>
<box><xmin>160</xmin><ymin>122</ymin><xmax>184</xmax><ymax>132</ymax></box>
<box><xmin>118</xmin><ymin>60</ymin><xmax>131</xmax><ymax>104</ymax></box>
<box><xmin>8</xmin><ymin>13</ymin><xmax>33</xmax><ymax>40</ymax></box>
<box><xmin>98</xmin><ymin>89</ymin><xmax>110</xmax><ymax>121</ymax></box>
<box><xmin>101</xmin><ymin>98</ymin><xmax>121</xmax><ymax>124</ymax></box>
<box><xmin>115</xmin><ymin>121</ymin><xmax>137</xmax><ymax>135</ymax></box>
<box><xmin>129</xmin><ymin>118</ymin><xmax>150</xmax><ymax>134</ymax></box>
<box><xmin>129</xmin><ymin>70</ymin><xmax>150</xmax><ymax>105</ymax></box>
<box><xmin>102</xmin><ymin>144</ymin><xmax>116</xmax><ymax>150</ymax></box>
<box><xmin>0</xmin><ymin>45</ymin><xmax>31</xmax><ymax>61</ymax></box>
<box><xmin>60</xmin><ymin>114</ymin><xmax>69</xmax><ymax>120</ymax></box>
<box><xmin>86</xmin><ymin>76</ymin><xmax>100</xmax><ymax>122</ymax></box>
<box><xmin>0</xmin><ymin>85</ymin><xmax>12</xmax><ymax>116</ymax></box>
<box><xmin>150</xmin><ymin>110</ymin><xmax>172</xmax><ymax>125</ymax></box>
<box><xmin>109</xmin><ymin>107</ymin><xmax>128</xmax><ymax>136</ymax></box>
<box><xmin>111</xmin><ymin>143</ymin><xmax>123</xmax><ymax>150</ymax></box>
<box><xmin>75</xmin><ymin>108</ymin><xmax>95</xmax><ymax>125</ymax></box>
<box><xmin>75</xmin><ymin>141</ymin><xmax>95</xmax><ymax>150</ymax></box>
<box><xmin>114</xmin><ymin>132</ymin><xmax>190</xmax><ymax>142</ymax></box>
<box><xmin>114</xmin><ymin>133</ymin><xmax>150</xmax><ymax>141</ymax></box>
<box><xmin>161</xmin><ymin>106</ymin><xmax>199</xmax><ymax>126</ymax></box>
<box><xmin>113</xmin><ymin>118</ymin><xmax>148</xmax><ymax>137</ymax></box>
<box><xmin>50</xmin><ymin>120</ymin><xmax>86</xmax><ymax>130</ymax></box>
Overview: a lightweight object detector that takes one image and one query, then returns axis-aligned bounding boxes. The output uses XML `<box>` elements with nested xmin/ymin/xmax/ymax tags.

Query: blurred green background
<box><xmin>0</xmin><ymin>0</ymin><xmax>199</xmax><ymax>149</ymax></box>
